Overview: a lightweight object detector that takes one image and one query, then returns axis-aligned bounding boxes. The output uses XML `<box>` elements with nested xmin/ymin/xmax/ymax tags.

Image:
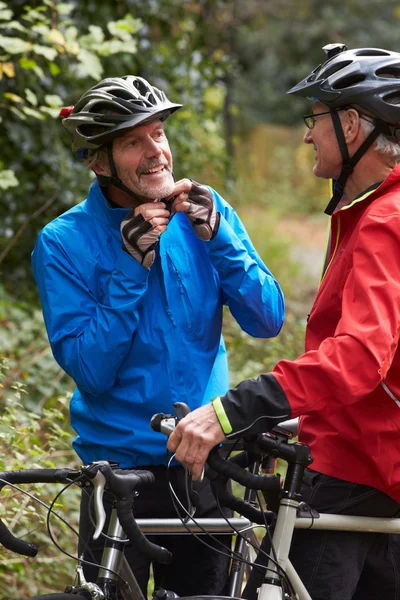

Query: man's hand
<box><xmin>167</xmin><ymin>403</ymin><xmax>226</xmax><ymax>479</ymax></box>
<box><xmin>120</xmin><ymin>202</ymin><xmax>171</xmax><ymax>268</ymax></box>
<box><xmin>169</xmin><ymin>179</ymin><xmax>220</xmax><ymax>241</ymax></box>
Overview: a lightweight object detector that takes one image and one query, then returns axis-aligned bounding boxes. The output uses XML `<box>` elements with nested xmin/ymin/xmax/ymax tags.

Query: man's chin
<box><xmin>139</xmin><ymin>178</ymin><xmax>175</xmax><ymax>201</ymax></box>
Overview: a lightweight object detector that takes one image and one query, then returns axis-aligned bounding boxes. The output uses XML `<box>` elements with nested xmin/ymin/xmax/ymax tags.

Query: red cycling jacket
<box><xmin>273</xmin><ymin>164</ymin><xmax>400</xmax><ymax>502</ymax></box>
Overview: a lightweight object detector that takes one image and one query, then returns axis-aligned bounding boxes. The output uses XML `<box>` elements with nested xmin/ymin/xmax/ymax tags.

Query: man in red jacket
<box><xmin>168</xmin><ymin>44</ymin><xmax>400</xmax><ymax>600</ymax></box>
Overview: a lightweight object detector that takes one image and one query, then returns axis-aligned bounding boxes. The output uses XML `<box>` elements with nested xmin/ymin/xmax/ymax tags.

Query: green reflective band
<box><xmin>212</xmin><ymin>396</ymin><xmax>232</xmax><ymax>435</ymax></box>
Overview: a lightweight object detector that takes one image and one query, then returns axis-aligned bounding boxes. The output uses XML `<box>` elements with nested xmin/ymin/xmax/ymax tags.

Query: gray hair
<box><xmin>86</xmin><ymin>146</ymin><xmax>108</xmax><ymax>170</ymax></box>
<box><xmin>360</xmin><ymin>118</ymin><xmax>400</xmax><ymax>163</ymax></box>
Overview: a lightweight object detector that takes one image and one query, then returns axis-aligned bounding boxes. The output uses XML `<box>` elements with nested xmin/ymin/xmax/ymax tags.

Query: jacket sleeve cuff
<box><xmin>212</xmin><ymin>396</ymin><xmax>233</xmax><ymax>434</ymax></box>
<box><xmin>217</xmin><ymin>373</ymin><xmax>292</xmax><ymax>438</ymax></box>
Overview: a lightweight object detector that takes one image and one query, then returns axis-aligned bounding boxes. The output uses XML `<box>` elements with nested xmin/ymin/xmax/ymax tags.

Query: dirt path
<box><xmin>276</xmin><ymin>214</ymin><xmax>328</xmax><ymax>286</ymax></box>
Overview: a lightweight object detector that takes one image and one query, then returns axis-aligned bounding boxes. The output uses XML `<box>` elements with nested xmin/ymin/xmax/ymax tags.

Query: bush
<box><xmin>0</xmin><ymin>359</ymin><xmax>81</xmax><ymax>598</ymax></box>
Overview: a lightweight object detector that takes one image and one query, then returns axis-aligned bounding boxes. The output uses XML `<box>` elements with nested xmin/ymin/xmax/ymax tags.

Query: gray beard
<box><xmin>138</xmin><ymin>171</ymin><xmax>175</xmax><ymax>200</ymax></box>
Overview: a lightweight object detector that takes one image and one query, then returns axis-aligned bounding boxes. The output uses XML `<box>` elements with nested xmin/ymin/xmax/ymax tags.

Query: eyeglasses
<box><xmin>303</xmin><ymin>107</ymin><xmax>375</xmax><ymax>130</ymax></box>
<box><xmin>303</xmin><ymin>110</ymin><xmax>337</xmax><ymax>129</ymax></box>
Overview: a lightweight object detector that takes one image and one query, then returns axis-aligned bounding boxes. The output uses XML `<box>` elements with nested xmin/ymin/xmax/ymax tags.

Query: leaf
<box><xmin>4</xmin><ymin>92</ymin><xmax>24</xmax><ymax>103</ymax></box>
<box><xmin>32</xmin><ymin>44</ymin><xmax>58</xmax><ymax>61</ymax></box>
<box><xmin>87</xmin><ymin>25</ymin><xmax>105</xmax><ymax>44</ymax></box>
<box><xmin>40</xmin><ymin>106</ymin><xmax>61</xmax><ymax>118</ymax></box>
<box><xmin>49</xmin><ymin>62</ymin><xmax>60</xmax><ymax>76</ymax></box>
<box><xmin>107</xmin><ymin>14</ymin><xmax>143</xmax><ymax>40</ymax></box>
<box><xmin>0</xmin><ymin>9</ymin><xmax>12</xmax><ymax>21</ymax></box>
<box><xmin>65</xmin><ymin>40</ymin><xmax>80</xmax><ymax>55</ymax></box>
<box><xmin>31</xmin><ymin>24</ymin><xmax>51</xmax><ymax>37</ymax></box>
<box><xmin>22</xmin><ymin>8</ymin><xmax>50</xmax><ymax>25</ymax></box>
<box><xmin>65</xmin><ymin>25</ymin><xmax>78</xmax><ymax>41</ymax></box>
<box><xmin>47</xmin><ymin>29</ymin><xmax>65</xmax><ymax>46</ymax></box>
<box><xmin>44</xmin><ymin>94</ymin><xmax>62</xmax><ymax>107</ymax></box>
<box><xmin>0</xmin><ymin>20</ymin><xmax>27</xmax><ymax>33</ymax></box>
<box><xmin>77</xmin><ymin>48</ymin><xmax>103</xmax><ymax>79</ymax></box>
<box><xmin>0</xmin><ymin>62</ymin><xmax>15</xmax><ymax>78</ymax></box>
<box><xmin>21</xmin><ymin>106</ymin><xmax>45</xmax><ymax>120</ymax></box>
<box><xmin>19</xmin><ymin>57</ymin><xmax>37</xmax><ymax>70</ymax></box>
<box><xmin>0</xmin><ymin>35</ymin><xmax>29</xmax><ymax>54</ymax></box>
<box><xmin>98</xmin><ymin>39</ymin><xmax>137</xmax><ymax>56</ymax></box>
<box><xmin>33</xmin><ymin>64</ymin><xmax>45</xmax><ymax>80</ymax></box>
<box><xmin>25</xmin><ymin>88</ymin><xmax>38</xmax><ymax>107</ymax></box>
<box><xmin>0</xmin><ymin>170</ymin><xmax>19</xmax><ymax>190</ymax></box>
<box><xmin>55</xmin><ymin>2</ymin><xmax>74</xmax><ymax>16</ymax></box>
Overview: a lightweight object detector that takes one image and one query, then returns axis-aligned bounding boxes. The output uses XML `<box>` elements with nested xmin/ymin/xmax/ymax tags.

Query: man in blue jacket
<box><xmin>32</xmin><ymin>75</ymin><xmax>284</xmax><ymax>597</ymax></box>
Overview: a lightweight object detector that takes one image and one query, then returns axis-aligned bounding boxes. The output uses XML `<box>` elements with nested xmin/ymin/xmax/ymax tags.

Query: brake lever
<box><xmin>91</xmin><ymin>469</ymin><xmax>107</xmax><ymax>541</ymax></box>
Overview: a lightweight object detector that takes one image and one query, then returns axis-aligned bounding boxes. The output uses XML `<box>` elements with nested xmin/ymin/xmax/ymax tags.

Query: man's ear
<box><xmin>343</xmin><ymin>108</ymin><xmax>361</xmax><ymax>144</ymax></box>
<box><xmin>89</xmin><ymin>159</ymin><xmax>110</xmax><ymax>177</ymax></box>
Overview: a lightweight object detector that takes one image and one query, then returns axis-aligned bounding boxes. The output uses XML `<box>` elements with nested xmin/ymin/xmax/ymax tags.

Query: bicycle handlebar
<box><xmin>0</xmin><ymin>468</ymin><xmax>80</xmax><ymax>557</ymax></box>
<box><xmin>0</xmin><ymin>463</ymin><xmax>172</xmax><ymax>564</ymax></box>
<box><xmin>151</xmin><ymin>405</ymin><xmax>313</xmax><ymax>519</ymax></box>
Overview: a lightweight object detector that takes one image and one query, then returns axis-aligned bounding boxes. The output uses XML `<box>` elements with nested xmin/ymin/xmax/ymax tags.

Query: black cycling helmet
<box><xmin>60</xmin><ymin>76</ymin><xmax>182</xmax><ymax>200</ymax></box>
<box><xmin>61</xmin><ymin>75</ymin><xmax>182</xmax><ymax>153</ymax></box>
<box><xmin>288</xmin><ymin>44</ymin><xmax>400</xmax><ymax>214</ymax></box>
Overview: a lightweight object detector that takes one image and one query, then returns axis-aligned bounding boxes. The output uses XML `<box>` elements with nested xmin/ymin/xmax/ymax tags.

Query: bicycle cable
<box><xmin>0</xmin><ymin>474</ymin><xmax>130</xmax><ymax>584</ymax></box>
<box><xmin>214</xmin><ymin>478</ymin><xmax>296</xmax><ymax>598</ymax></box>
<box><xmin>0</xmin><ymin>476</ymin><xmax>85</xmax><ymax>548</ymax></box>
<box><xmin>165</xmin><ymin>454</ymin><xmax>288</xmax><ymax>581</ymax></box>
<box><xmin>46</xmin><ymin>474</ymin><xmax>128</xmax><ymax>583</ymax></box>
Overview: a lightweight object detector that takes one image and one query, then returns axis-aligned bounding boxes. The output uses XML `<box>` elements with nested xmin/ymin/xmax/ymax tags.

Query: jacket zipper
<box><xmin>173</xmin><ymin>264</ymin><xmax>192</xmax><ymax>329</ymax></box>
<box><xmin>154</xmin><ymin>247</ymin><xmax>175</xmax><ymax>325</ymax></box>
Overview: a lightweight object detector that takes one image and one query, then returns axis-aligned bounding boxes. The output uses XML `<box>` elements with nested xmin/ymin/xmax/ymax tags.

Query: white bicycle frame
<box><xmin>257</xmin><ymin>498</ymin><xmax>400</xmax><ymax>600</ymax></box>
<box><xmin>256</xmin><ymin>419</ymin><xmax>400</xmax><ymax>600</ymax></box>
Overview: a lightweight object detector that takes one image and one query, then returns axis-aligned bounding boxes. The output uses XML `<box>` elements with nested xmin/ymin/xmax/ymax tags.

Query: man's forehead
<box><xmin>121</xmin><ymin>119</ymin><xmax>164</xmax><ymax>139</ymax></box>
<box><xmin>312</xmin><ymin>101</ymin><xmax>325</xmax><ymax>113</ymax></box>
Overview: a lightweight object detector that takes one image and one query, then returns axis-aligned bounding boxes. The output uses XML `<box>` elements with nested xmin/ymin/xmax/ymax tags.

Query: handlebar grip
<box><xmin>116</xmin><ymin>499</ymin><xmax>172</xmax><ymax>564</ymax></box>
<box><xmin>0</xmin><ymin>468</ymin><xmax>74</xmax><ymax>488</ymax></box>
<box><xmin>0</xmin><ymin>519</ymin><xmax>38</xmax><ymax>557</ymax></box>
<box><xmin>207</xmin><ymin>448</ymin><xmax>281</xmax><ymax>492</ymax></box>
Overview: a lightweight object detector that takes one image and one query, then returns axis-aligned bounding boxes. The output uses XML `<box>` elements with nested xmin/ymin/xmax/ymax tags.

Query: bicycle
<box><xmin>3</xmin><ymin>408</ymin><xmax>400</xmax><ymax>600</ymax></box>
<box><xmin>0</xmin><ymin>416</ymin><xmax>276</xmax><ymax>600</ymax></box>
<box><xmin>152</xmin><ymin>410</ymin><xmax>400</xmax><ymax>600</ymax></box>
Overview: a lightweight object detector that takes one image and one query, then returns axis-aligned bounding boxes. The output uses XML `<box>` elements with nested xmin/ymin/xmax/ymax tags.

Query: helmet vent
<box><xmin>382</xmin><ymin>92</ymin><xmax>400</xmax><ymax>106</ymax></box>
<box><xmin>332</xmin><ymin>73</ymin><xmax>366</xmax><ymax>89</ymax></box>
<box><xmin>355</xmin><ymin>49</ymin><xmax>391</xmax><ymax>57</ymax></box>
<box><xmin>112</xmin><ymin>88</ymin><xmax>139</xmax><ymax>101</ymax></box>
<box><xmin>376</xmin><ymin>66</ymin><xmax>400</xmax><ymax>80</ymax></box>
<box><xmin>324</xmin><ymin>60</ymin><xmax>352</xmax><ymax>78</ymax></box>
<box><xmin>78</xmin><ymin>124</ymin><xmax>109</xmax><ymax>137</ymax></box>
<box><xmin>134</xmin><ymin>79</ymin><xmax>149</xmax><ymax>96</ymax></box>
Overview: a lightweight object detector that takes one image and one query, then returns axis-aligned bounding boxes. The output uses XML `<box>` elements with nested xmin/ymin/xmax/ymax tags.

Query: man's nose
<box><xmin>143</xmin><ymin>137</ymin><xmax>162</xmax><ymax>158</ymax></box>
<box><xmin>303</xmin><ymin>128</ymin><xmax>313</xmax><ymax>144</ymax></box>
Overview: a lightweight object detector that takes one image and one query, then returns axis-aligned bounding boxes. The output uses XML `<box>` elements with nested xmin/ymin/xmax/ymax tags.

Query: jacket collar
<box><xmin>338</xmin><ymin>163</ymin><xmax>400</xmax><ymax>213</ymax></box>
<box><xmin>85</xmin><ymin>180</ymin><xmax>130</xmax><ymax>230</ymax></box>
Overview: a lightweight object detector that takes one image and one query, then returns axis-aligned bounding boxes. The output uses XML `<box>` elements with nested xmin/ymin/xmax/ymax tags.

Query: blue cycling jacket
<box><xmin>32</xmin><ymin>180</ymin><xmax>284</xmax><ymax>467</ymax></box>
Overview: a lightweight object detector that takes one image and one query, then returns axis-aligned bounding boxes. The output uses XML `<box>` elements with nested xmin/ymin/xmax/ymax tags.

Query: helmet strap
<box><xmin>96</xmin><ymin>144</ymin><xmax>144</xmax><ymax>203</ymax></box>
<box><xmin>324</xmin><ymin>110</ymin><xmax>382</xmax><ymax>215</ymax></box>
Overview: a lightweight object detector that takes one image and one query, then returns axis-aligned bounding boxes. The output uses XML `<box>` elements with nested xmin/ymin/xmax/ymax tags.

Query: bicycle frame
<box><xmin>89</xmin><ymin>510</ymin><xmax>255</xmax><ymax>600</ymax></box>
<box><xmin>254</xmin><ymin>432</ymin><xmax>400</xmax><ymax>600</ymax></box>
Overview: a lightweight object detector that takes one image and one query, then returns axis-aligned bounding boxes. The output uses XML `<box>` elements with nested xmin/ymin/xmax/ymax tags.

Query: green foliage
<box><xmin>230</xmin><ymin>0</ymin><xmax>400</xmax><ymax>130</ymax></box>
<box><xmin>0</xmin><ymin>284</ymin><xmax>74</xmax><ymax>408</ymax></box>
<box><xmin>0</xmin><ymin>0</ymin><xmax>234</xmax><ymax>303</ymax></box>
<box><xmin>0</xmin><ymin>359</ymin><xmax>80</xmax><ymax>599</ymax></box>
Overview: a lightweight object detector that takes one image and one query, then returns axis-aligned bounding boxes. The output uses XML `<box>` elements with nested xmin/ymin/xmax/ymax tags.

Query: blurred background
<box><xmin>1</xmin><ymin>0</ymin><xmax>399</xmax><ymax>596</ymax></box>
